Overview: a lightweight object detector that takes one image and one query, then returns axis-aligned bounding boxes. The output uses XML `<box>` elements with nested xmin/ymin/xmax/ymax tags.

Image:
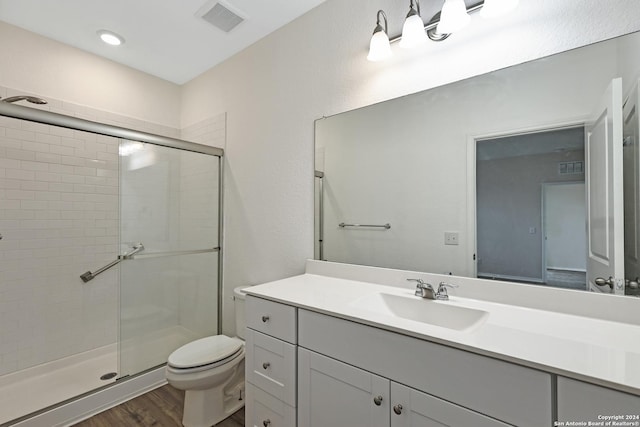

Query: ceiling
<box><xmin>477</xmin><ymin>127</ymin><xmax>586</xmax><ymax>161</ymax></box>
<box><xmin>0</xmin><ymin>0</ymin><xmax>326</xmax><ymax>84</ymax></box>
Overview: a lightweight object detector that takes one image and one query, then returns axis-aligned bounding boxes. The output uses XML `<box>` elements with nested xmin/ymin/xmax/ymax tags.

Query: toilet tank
<box><xmin>233</xmin><ymin>286</ymin><xmax>249</xmax><ymax>339</ymax></box>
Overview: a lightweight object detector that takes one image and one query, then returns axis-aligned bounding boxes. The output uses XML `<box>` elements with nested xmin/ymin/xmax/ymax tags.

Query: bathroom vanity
<box><xmin>244</xmin><ymin>261</ymin><xmax>640</xmax><ymax>427</ymax></box>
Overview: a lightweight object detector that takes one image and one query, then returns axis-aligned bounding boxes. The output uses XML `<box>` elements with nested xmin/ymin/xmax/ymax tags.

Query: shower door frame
<box><xmin>0</xmin><ymin>101</ymin><xmax>225</xmax><ymax>424</ymax></box>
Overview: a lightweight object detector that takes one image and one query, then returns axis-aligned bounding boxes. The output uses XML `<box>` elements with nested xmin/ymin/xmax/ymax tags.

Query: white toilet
<box><xmin>166</xmin><ymin>286</ymin><xmax>248</xmax><ymax>427</ymax></box>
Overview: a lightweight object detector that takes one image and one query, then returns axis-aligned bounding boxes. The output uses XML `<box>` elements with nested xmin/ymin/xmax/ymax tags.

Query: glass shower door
<box><xmin>118</xmin><ymin>140</ymin><xmax>220</xmax><ymax>377</ymax></box>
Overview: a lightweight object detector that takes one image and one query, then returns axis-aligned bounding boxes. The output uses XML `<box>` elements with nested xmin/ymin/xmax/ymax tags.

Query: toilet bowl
<box><xmin>165</xmin><ymin>286</ymin><xmax>249</xmax><ymax>427</ymax></box>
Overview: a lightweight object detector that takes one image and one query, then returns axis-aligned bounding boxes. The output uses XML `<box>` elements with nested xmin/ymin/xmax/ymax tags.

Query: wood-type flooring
<box><xmin>73</xmin><ymin>384</ymin><xmax>244</xmax><ymax>427</ymax></box>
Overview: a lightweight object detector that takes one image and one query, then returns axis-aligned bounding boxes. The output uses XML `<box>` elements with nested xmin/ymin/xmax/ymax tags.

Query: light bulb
<box><xmin>97</xmin><ymin>30</ymin><xmax>125</xmax><ymax>46</ymax></box>
<box><xmin>437</xmin><ymin>0</ymin><xmax>471</xmax><ymax>34</ymax></box>
<box><xmin>368</xmin><ymin>30</ymin><xmax>392</xmax><ymax>62</ymax></box>
<box><xmin>400</xmin><ymin>11</ymin><xmax>428</xmax><ymax>49</ymax></box>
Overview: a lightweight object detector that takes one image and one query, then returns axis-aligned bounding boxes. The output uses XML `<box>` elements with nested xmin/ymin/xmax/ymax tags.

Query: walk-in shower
<box><xmin>0</xmin><ymin>100</ymin><xmax>223</xmax><ymax>425</ymax></box>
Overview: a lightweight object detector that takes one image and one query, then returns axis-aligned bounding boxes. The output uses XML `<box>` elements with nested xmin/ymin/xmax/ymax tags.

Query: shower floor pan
<box><xmin>0</xmin><ymin>344</ymin><xmax>117</xmax><ymax>425</ymax></box>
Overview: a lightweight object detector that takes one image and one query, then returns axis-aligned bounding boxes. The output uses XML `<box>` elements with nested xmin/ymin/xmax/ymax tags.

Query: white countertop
<box><xmin>245</xmin><ymin>272</ymin><xmax>640</xmax><ymax>396</ymax></box>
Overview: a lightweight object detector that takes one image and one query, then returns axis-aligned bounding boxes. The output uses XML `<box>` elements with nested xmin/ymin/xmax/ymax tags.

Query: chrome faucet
<box><xmin>407</xmin><ymin>279</ymin><xmax>458</xmax><ymax>300</ymax></box>
<box><xmin>408</xmin><ymin>278</ymin><xmax>437</xmax><ymax>299</ymax></box>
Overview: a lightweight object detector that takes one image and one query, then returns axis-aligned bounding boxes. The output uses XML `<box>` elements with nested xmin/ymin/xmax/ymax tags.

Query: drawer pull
<box><xmin>262</xmin><ymin>362</ymin><xmax>271</xmax><ymax>370</ymax></box>
<box><xmin>373</xmin><ymin>395</ymin><xmax>383</xmax><ymax>406</ymax></box>
<box><xmin>393</xmin><ymin>404</ymin><xmax>403</xmax><ymax>415</ymax></box>
<box><xmin>261</xmin><ymin>315</ymin><xmax>270</xmax><ymax>323</ymax></box>
<box><xmin>263</xmin><ymin>419</ymin><xmax>271</xmax><ymax>427</ymax></box>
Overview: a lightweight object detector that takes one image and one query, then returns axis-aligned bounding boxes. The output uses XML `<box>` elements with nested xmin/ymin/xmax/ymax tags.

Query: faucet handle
<box><xmin>436</xmin><ymin>282</ymin><xmax>458</xmax><ymax>300</ymax></box>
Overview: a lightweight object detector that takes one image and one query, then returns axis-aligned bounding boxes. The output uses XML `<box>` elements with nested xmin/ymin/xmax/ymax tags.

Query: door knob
<box><xmin>594</xmin><ymin>277</ymin><xmax>614</xmax><ymax>289</ymax></box>
<box><xmin>393</xmin><ymin>404</ymin><xmax>403</xmax><ymax>415</ymax></box>
<box><xmin>373</xmin><ymin>395</ymin><xmax>383</xmax><ymax>406</ymax></box>
<box><xmin>261</xmin><ymin>315</ymin><xmax>270</xmax><ymax>323</ymax></box>
<box><xmin>263</xmin><ymin>420</ymin><xmax>271</xmax><ymax>427</ymax></box>
<box><xmin>262</xmin><ymin>362</ymin><xmax>270</xmax><ymax>370</ymax></box>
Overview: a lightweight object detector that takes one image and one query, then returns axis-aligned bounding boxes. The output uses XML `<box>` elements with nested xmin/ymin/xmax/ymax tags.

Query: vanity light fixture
<box><xmin>367</xmin><ymin>10</ymin><xmax>392</xmax><ymax>62</ymax></box>
<box><xmin>399</xmin><ymin>0</ymin><xmax>428</xmax><ymax>49</ymax></box>
<box><xmin>97</xmin><ymin>30</ymin><xmax>125</xmax><ymax>46</ymax></box>
<box><xmin>367</xmin><ymin>0</ymin><xmax>519</xmax><ymax>62</ymax></box>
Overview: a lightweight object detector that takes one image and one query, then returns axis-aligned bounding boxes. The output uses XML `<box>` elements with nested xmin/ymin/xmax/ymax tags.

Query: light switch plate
<box><xmin>445</xmin><ymin>232</ymin><xmax>459</xmax><ymax>245</ymax></box>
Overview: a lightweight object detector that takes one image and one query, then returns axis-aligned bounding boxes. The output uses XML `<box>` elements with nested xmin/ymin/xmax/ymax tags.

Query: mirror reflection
<box><xmin>315</xmin><ymin>31</ymin><xmax>640</xmax><ymax>298</ymax></box>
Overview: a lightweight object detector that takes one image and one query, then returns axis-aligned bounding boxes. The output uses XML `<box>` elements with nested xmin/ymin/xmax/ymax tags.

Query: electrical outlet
<box><xmin>444</xmin><ymin>232</ymin><xmax>459</xmax><ymax>245</ymax></box>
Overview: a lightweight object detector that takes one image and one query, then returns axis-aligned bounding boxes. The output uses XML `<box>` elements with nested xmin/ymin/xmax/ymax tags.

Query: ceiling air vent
<box><xmin>200</xmin><ymin>2</ymin><xmax>245</xmax><ymax>33</ymax></box>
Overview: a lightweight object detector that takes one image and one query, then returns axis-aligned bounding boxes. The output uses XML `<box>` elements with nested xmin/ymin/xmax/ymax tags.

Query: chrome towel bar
<box><xmin>339</xmin><ymin>223</ymin><xmax>391</xmax><ymax>229</ymax></box>
<box><xmin>80</xmin><ymin>243</ymin><xmax>144</xmax><ymax>283</ymax></box>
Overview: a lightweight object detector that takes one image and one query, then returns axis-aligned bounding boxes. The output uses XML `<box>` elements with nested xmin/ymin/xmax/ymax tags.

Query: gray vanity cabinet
<box><xmin>298</xmin><ymin>309</ymin><xmax>552</xmax><ymax>426</ymax></box>
<box><xmin>245</xmin><ymin>296</ymin><xmax>562</xmax><ymax>427</ymax></box>
<box><xmin>298</xmin><ymin>347</ymin><xmax>509</xmax><ymax>427</ymax></box>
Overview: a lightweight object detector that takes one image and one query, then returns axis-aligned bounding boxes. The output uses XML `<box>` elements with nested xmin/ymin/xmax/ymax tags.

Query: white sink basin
<box><xmin>351</xmin><ymin>292</ymin><xmax>489</xmax><ymax>331</ymax></box>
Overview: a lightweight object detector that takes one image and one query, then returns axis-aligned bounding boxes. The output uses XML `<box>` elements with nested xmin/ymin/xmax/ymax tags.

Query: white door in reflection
<box><xmin>586</xmin><ymin>78</ymin><xmax>625</xmax><ymax>295</ymax></box>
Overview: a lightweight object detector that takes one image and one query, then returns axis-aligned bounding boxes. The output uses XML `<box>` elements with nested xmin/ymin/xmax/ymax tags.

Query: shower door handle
<box><xmin>80</xmin><ymin>243</ymin><xmax>144</xmax><ymax>283</ymax></box>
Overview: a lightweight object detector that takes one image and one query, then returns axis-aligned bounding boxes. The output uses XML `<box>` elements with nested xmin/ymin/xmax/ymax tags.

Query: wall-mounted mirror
<box><xmin>315</xmin><ymin>30</ymin><xmax>640</xmax><ymax>298</ymax></box>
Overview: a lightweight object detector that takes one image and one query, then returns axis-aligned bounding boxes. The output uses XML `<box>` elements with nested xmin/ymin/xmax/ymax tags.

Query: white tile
<box><xmin>49</xmin><ymin>145</ymin><xmax>74</xmax><ymax>156</ymax></box>
<box><xmin>20</xmin><ymin>161</ymin><xmax>49</xmax><ymax>172</ymax></box>
<box><xmin>34</xmin><ymin>171</ymin><xmax>61</xmax><ymax>182</ymax></box>
<box><xmin>5</xmin><ymin>149</ymin><xmax>35</xmax><ymax>161</ymax></box>
<box><xmin>35</xmin><ymin>152</ymin><xmax>62</xmax><ymax>164</ymax></box>
<box><xmin>5</xmin><ymin>128</ymin><xmax>35</xmax><ymax>142</ymax></box>
<box><xmin>21</xmin><ymin>141</ymin><xmax>51</xmax><ymax>153</ymax></box>
<box><xmin>5</xmin><ymin>190</ymin><xmax>35</xmax><ymax>200</ymax></box>
<box><xmin>35</xmin><ymin>133</ymin><xmax>61</xmax><ymax>145</ymax></box>
<box><xmin>20</xmin><ymin>181</ymin><xmax>49</xmax><ymax>191</ymax></box>
<box><xmin>60</xmin><ymin>155</ymin><xmax>86</xmax><ymax>166</ymax></box>
<box><xmin>6</xmin><ymin>169</ymin><xmax>35</xmax><ymax>181</ymax></box>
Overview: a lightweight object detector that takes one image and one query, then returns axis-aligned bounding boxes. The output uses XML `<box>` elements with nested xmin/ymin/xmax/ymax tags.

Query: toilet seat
<box><xmin>168</xmin><ymin>335</ymin><xmax>243</xmax><ymax>372</ymax></box>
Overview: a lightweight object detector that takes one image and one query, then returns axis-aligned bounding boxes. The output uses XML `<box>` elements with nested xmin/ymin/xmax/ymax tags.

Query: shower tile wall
<box><xmin>0</xmin><ymin>116</ymin><xmax>120</xmax><ymax>375</ymax></box>
<box><xmin>0</xmin><ymin>87</ymin><xmax>185</xmax><ymax>377</ymax></box>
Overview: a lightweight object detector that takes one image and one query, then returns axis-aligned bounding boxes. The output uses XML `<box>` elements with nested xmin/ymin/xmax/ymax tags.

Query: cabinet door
<box><xmin>557</xmin><ymin>377</ymin><xmax>640</xmax><ymax>421</ymax></box>
<box><xmin>298</xmin><ymin>348</ymin><xmax>390</xmax><ymax>427</ymax></box>
<box><xmin>390</xmin><ymin>382</ymin><xmax>509</xmax><ymax>427</ymax></box>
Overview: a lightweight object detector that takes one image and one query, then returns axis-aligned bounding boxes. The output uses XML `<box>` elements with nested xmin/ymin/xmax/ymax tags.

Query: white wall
<box><xmin>180</xmin><ymin>0</ymin><xmax>640</xmax><ymax>335</ymax></box>
<box><xmin>0</xmin><ymin>22</ymin><xmax>181</xmax><ymax>129</ymax></box>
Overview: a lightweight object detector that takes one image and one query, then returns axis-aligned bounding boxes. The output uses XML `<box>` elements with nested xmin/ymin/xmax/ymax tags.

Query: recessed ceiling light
<box><xmin>97</xmin><ymin>30</ymin><xmax>125</xmax><ymax>46</ymax></box>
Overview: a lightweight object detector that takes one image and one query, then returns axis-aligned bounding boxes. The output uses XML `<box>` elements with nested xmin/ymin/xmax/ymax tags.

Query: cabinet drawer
<box><xmin>246</xmin><ymin>382</ymin><xmax>296</xmax><ymax>427</ymax></box>
<box><xmin>299</xmin><ymin>309</ymin><xmax>551</xmax><ymax>427</ymax></box>
<box><xmin>246</xmin><ymin>328</ymin><xmax>297</xmax><ymax>406</ymax></box>
<box><xmin>247</xmin><ymin>296</ymin><xmax>297</xmax><ymax>344</ymax></box>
